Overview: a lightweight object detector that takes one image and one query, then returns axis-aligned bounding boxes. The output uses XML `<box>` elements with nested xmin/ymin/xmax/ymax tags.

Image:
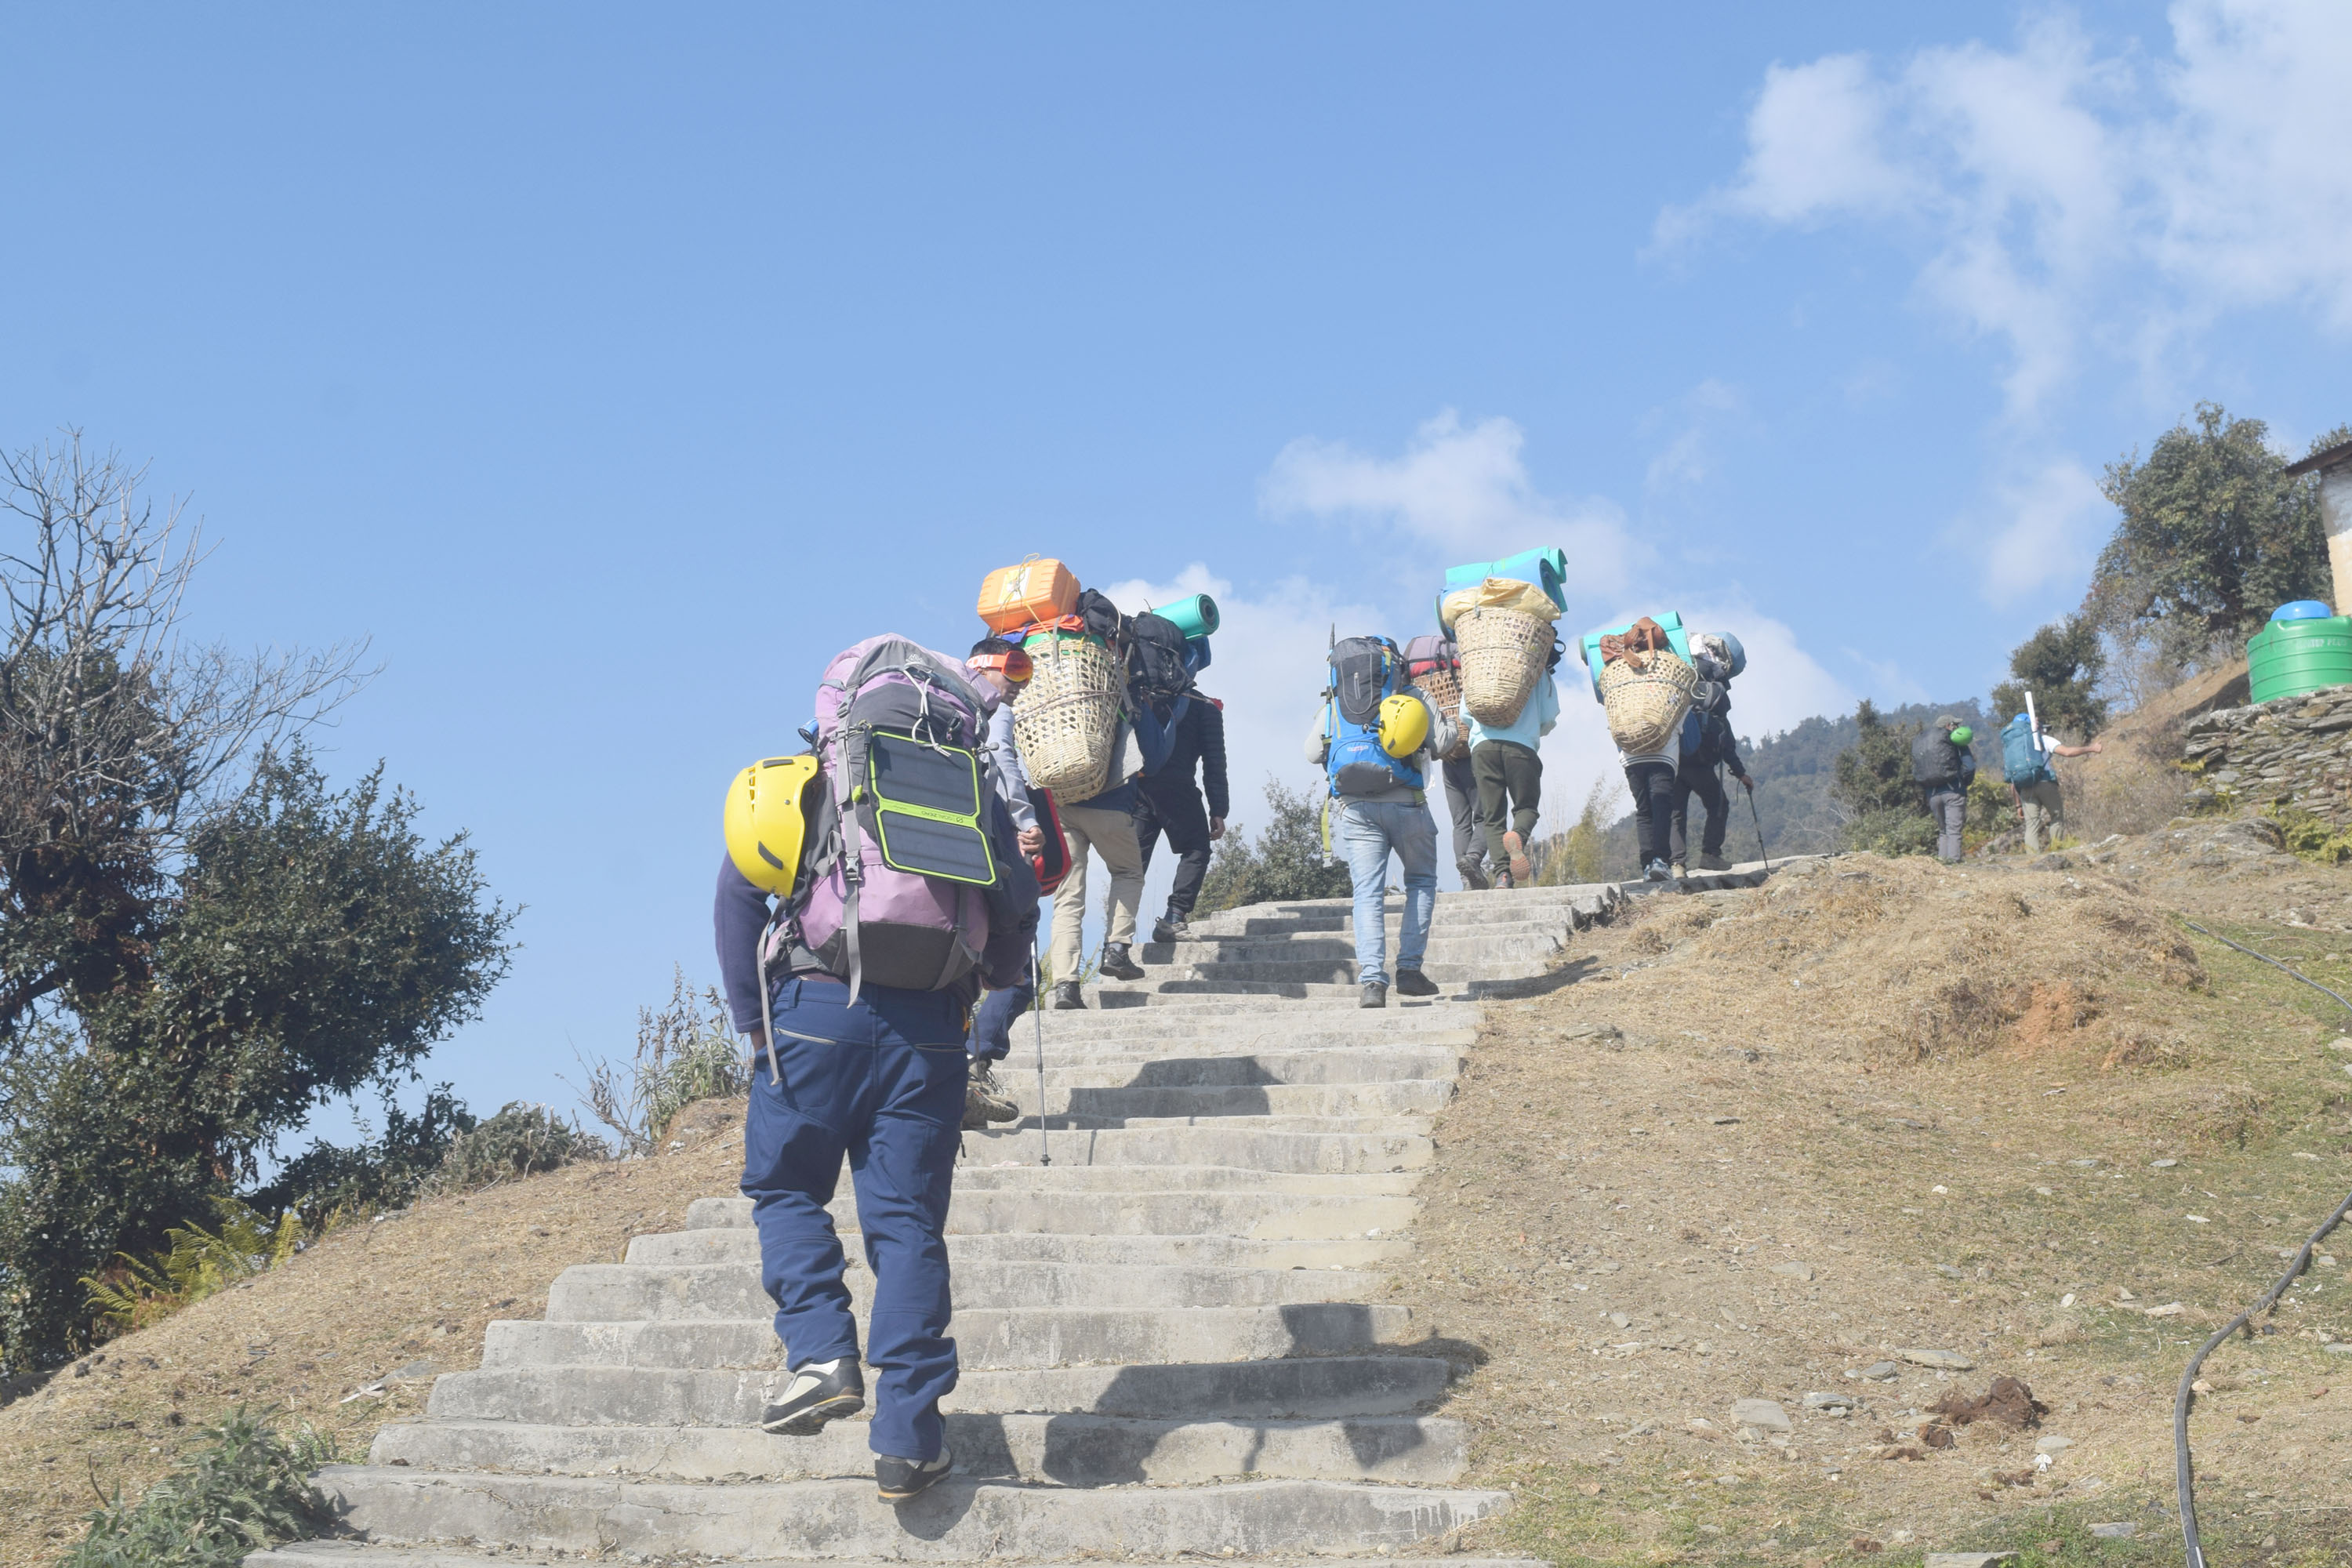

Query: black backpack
<box><xmin>1127</xmin><ymin>611</ymin><xmax>1193</xmax><ymax>705</ymax></box>
<box><xmin>1075</xmin><ymin>588</ymin><xmax>1126</xmax><ymax>644</ymax></box>
<box><xmin>1910</xmin><ymin>728</ymin><xmax>1962</xmax><ymax>786</ymax></box>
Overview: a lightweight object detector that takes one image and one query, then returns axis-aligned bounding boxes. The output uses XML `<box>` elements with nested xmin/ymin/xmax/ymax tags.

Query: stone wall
<box><xmin>2182</xmin><ymin>683</ymin><xmax>2352</xmax><ymax>822</ymax></box>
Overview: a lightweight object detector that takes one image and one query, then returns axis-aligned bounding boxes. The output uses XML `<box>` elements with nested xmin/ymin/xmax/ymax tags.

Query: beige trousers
<box><xmin>1050</xmin><ymin>802</ymin><xmax>1145</xmax><ymax>981</ymax></box>
<box><xmin>2019</xmin><ymin>779</ymin><xmax>2063</xmax><ymax>855</ymax></box>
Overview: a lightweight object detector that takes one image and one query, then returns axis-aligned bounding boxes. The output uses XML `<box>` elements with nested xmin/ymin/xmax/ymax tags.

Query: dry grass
<box><xmin>0</xmin><ymin>1097</ymin><xmax>748</xmax><ymax>1568</ymax></box>
<box><xmin>1411</xmin><ymin>843</ymin><xmax>2352</xmax><ymax>1567</ymax></box>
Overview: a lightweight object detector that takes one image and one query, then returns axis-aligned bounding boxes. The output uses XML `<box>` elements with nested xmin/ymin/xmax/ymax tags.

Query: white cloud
<box><xmin>1663</xmin><ymin>2</ymin><xmax>2352</xmax><ymax>414</ymax></box>
<box><xmin>1975</xmin><ymin>456</ymin><xmax>2111</xmax><ymax>604</ymax></box>
<box><xmin>1259</xmin><ymin>410</ymin><xmax>1637</xmax><ymax>596</ymax></box>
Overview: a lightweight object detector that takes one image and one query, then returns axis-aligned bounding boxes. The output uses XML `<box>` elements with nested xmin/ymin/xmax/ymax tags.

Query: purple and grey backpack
<box><xmin>788</xmin><ymin>635</ymin><xmax>1007</xmax><ymax>1002</ymax></box>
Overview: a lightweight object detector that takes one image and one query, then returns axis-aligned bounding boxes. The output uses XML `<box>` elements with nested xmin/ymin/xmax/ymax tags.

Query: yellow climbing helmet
<box><xmin>1377</xmin><ymin>693</ymin><xmax>1430</xmax><ymax>759</ymax></box>
<box><xmin>723</xmin><ymin>755</ymin><xmax>822</xmax><ymax>897</ymax></box>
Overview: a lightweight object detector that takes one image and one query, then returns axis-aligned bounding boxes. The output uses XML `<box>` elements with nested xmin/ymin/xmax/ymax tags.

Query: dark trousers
<box><xmin>1440</xmin><ymin>754</ymin><xmax>1486</xmax><ymax>866</ymax></box>
<box><xmin>1669</xmin><ymin>760</ymin><xmax>1730</xmax><ymax>864</ymax></box>
<box><xmin>742</xmin><ymin>975</ymin><xmax>966</xmax><ymax>1463</ymax></box>
<box><xmin>966</xmin><ymin>976</ymin><xmax>1033</xmax><ymax>1062</ymax></box>
<box><xmin>1472</xmin><ymin>739</ymin><xmax>1542</xmax><ymax>865</ymax></box>
<box><xmin>1624</xmin><ymin>760</ymin><xmax>1678</xmax><ymax>868</ymax></box>
<box><xmin>1136</xmin><ymin>781</ymin><xmax>1212</xmax><ymax>920</ymax></box>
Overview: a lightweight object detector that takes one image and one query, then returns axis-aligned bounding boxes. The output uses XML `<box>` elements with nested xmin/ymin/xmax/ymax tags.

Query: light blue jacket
<box><xmin>1461</xmin><ymin>672</ymin><xmax>1559</xmax><ymax>753</ymax></box>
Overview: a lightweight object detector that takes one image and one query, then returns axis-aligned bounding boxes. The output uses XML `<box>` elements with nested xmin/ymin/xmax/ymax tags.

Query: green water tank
<box><xmin>2248</xmin><ymin>612</ymin><xmax>2352</xmax><ymax>703</ymax></box>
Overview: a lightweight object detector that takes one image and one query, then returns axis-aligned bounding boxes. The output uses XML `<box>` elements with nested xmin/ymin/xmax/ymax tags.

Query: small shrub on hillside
<box><xmin>1195</xmin><ymin>777</ymin><xmax>1352</xmax><ymax>913</ymax></box>
<box><xmin>247</xmin><ymin>1083</ymin><xmax>477</xmax><ymax>1229</ymax></box>
<box><xmin>423</xmin><ymin>1103</ymin><xmax>604</xmax><ymax>1195</ymax></box>
<box><xmin>82</xmin><ymin>1200</ymin><xmax>303</xmax><ymax>1336</ymax></box>
<box><xmin>2263</xmin><ymin>804</ymin><xmax>2352</xmax><ymax>866</ymax></box>
<box><xmin>570</xmin><ymin>968</ymin><xmax>746</xmax><ymax>1156</ymax></box>
<box><xmin>64</xmin><ymin>1409</ymin><xmax>335</xmax><ymax>1567</ymax></box>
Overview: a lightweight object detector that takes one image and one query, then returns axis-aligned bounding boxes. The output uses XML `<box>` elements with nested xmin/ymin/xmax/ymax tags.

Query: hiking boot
<box><xmin>1359</xmin><ymin>982</ymin><xmax>1388</xmax><ymax>1009</ymax></box>
<box><xmin>1152</xmin><ymin>916</ymin><xmax>1187</xmax><ymax>945</ymax></box>
<box><xmin>1697</xmin><ymin>851</ymin><xmax>1732</xmax><ymax>871</ymax></box>
<box><xmin>1099</xmin><ymin>942</ymin><xmax>1145</xmax><ymax>981</ymax></box>
<box><xmin>962</xmin><ymin>1059</ymin><xmax>1022</xmax><ymax>1130</ymax></box>
<box><xmin>1456</xmin><ymin>854</ymin><xmax>1490</xmax><ymax>891</ymax></box>
<box><xmin>1642</xmin><ymin>858</ymin><xmax>1671</xmax><ymax>882</ymax></box>
<box><xmin>1490</xmin><ymin>868</ymin><xmax>1514</xmax><ymax>891</ymax></box>
<box><xmin>760</xmin><ymin>1357</ymin><xmax>865</xmax><ymax>1436</ymax></box>
<box><xmin>1051</xmin><ymin>982</ymin><xmax>1086</xmax><ymax>1011</ymax></box>
<box><xmin>1502</xmin><ymin>829</ymin><xmax>1532</xmax><ymax>883</ymax></box>
<box><xmin>876</xmin><ymin>1446</ymin><xmax>953</xmax><ymax>1504</ymax></box>
<box><xmin>1395</xmin><ymin>967</ymin><xmax>1439</xmax><ymax>998</ymax></box>
<box><xmin>1670</xmin><ymin>862</ymin><xmax>1687</xmax><ymax>879</ymax></box>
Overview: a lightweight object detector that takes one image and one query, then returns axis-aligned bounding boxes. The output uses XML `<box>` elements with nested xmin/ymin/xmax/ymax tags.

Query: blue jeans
<box><xmin>966</xmin><ymin>978</ymin><xmax>1033</xmax><ymax>1063</ymax></box>
<box><xmin>741</xmin><ymin>975</ymin><xmax>967</xmax><ymax>1462</ymax></box>
<box><xmin>1334</xmin><ymin>798</ymin><xmax>1438</xmax><ymax>985</ymax></box>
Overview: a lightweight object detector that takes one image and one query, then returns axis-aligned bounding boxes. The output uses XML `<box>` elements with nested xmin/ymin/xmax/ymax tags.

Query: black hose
<box><xmin>2172</xmin><ymin>918</ymin><xmax>2352</xmax><ymax>1566</ymax></box>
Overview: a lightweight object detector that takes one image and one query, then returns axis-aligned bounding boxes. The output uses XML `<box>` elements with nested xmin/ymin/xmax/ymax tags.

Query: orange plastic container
<box><xmin>978</xmin><ymin>557</ymin><xmax>1080</xmax><ymax>633</ymax></box>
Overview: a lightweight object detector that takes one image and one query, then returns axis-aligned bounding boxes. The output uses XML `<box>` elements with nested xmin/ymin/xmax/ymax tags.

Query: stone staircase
<box><xmin>249</xmin><ymin>870</ymin><xmax>1770</xmax><ymax>1568</ymax></box>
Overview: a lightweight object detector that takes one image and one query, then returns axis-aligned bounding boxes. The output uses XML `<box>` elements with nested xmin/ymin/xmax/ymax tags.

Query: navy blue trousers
<box><xmin>965</xmin><ymin>978</ymin><xmax>1033</xmax><ymax>1063</ymax></box>
<box><xmin>741</xmin><ymin>975</ymin><xmax>967</xmax><ymax>1462</ymax></box>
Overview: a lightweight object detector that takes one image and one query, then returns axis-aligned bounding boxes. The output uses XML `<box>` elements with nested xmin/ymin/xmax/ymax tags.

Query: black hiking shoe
<box><xmin>962</xmin><ymin>1058</ymin><xmax>1022</xmax><ymax>1130</ymax></box>
<box><xmin>1394</xmin><ymin>968</ymin><xmax>1439</xmax><ymax>998</ymax></box>
<box><xmin>760</xmin><ymin>1357</ymin><xmax>864</xmax><ymax>1436</ymax></box>
<box><xmin>1359</xmin><ymin>982</ymin><xmax>1388</xmax><ymax>1009</ymax></box>
<box><xmin>1099</xmin><ymin>942</ymin><xmax>1145</xmax><ymax>981</ymax></box>
<box><xmin>1051</xmin><ymin>982</ymin><xmax>1086</xmax><ymax>1011</ymax></box>
<box><xmin>1642</xmin><ymin>859</ymin><xmax>1671</xmax><ymax>882</ymax></box>
<box><xmin>1152</xmin><ymin>916</ymin><xmax>1187</xmax><ymax>945</ymax></box>
<box><xmin>876</xmin><ymin>1446</ymin><xmax>953</xmax><ymax>1503</ymax></box>
<box><xmin>1697</xmin><ymin>851</ymin><xmax>1732</xmax><ymax>871</ymax></box>
<box><xmin>1456</xmin><ymin>855</ymin><xmax>1490</xmax><ymax>891</ymax></box>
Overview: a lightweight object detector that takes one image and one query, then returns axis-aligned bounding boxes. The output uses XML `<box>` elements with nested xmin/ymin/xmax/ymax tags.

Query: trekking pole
<box><xmin>1746</xmin><ymin>787</ymin><xmax>1771</xmax><ymax>874</ymax></box>
<box><xmin>1032</xmin><ymin>942</ymin><xmax>1051</xmax><ymax>1167</ymax></box>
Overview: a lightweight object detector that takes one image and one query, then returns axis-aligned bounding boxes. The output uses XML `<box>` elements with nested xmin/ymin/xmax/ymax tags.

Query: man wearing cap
<box><xmin>2007</xmin><ymin>721</ymin><xmax>2103</xmax><ymax>856</ymax></box>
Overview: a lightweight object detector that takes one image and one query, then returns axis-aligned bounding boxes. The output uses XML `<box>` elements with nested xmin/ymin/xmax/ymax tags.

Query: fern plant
<box><xmin>83</xmin><ymin>1200</ymin><xmax>303</xmax><ymax>1334</ymax></box>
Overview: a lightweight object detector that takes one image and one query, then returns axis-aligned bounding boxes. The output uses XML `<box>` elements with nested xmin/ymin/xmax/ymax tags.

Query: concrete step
<box><xmin>688</xmin><ymin>1192</ymin><xmax>1419</xmax><ymax>1240</ymax></box>
<box><xmin>431</xmin><ymin>1354</ymin><xmax>1453</xmax><ymax>1425</ymax></box>
<box><xmin>1069</xmin><ymin>993</ymin><xmax>1476</xmax><ymax>1015</ymax></box>
<box><xmin>1037</xmin><ymin>1079</ymin><xmax>1451</xmax><ymax>1121</ymax></box>
<box><xmin>547</xmin><ymin>1261</ymin><xmax>1390</xmax><ymax>1320</ymax></box>
<box><xmin>1022</xmin><ymin>1046</ymin><xmax>1462</xmax><ymax>1086</ymax></box>
<box><xmin>253</xmin><ymin>1548</ymin><xmax>1537</xmax><ymax>1568</ymax></box>
<box><xmin>633</xmin><ymin>1227</ymin><xmax>1409</xmax><ymax>1272</ymax></box>
<box><xmin>370</xmin><ymin>1411</ymin><xmax>1468</xmax><ymax>1486</ymax></box>
<box><xmin>1091</xmin><ymin>984</ymin><xmax>1483</xmax><ymax>1006</ymax></box>
<box><xmin>946</xmin><ymin>1164</ymin><xmax>1419</xmax><ymax>1195</ymax></box>
<box><xmin>1140</xmin><ymin>931</ymin><xmax>1563</xmax><ymax>967</ymax></box>
<box><xmin>1127</xmin><ymin>955</ymin><xmax>1548</xmax><ymax>987</ymax></box>
<box><xmin>483</xmin><ymin>1303</ymin><xmax>1414</xmax><ymax>1370</ymax></box>
<box><xmin>1040</xmin><ymin>1113</ymin><xmax>1432</xmax><ymax>1138</ymax></box>
<box><xmin>1028</xmin><ymin>1015</ymin><xmax>1476</xmax><ymax>1044</ymax></box>
<box><xmin>310</xmin><ymin>1468</ymin><xmax>1511</xmax><ymax>1560</ymax></box>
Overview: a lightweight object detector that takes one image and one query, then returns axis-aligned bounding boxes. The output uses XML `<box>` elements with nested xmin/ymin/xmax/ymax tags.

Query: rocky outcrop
<box><xmin>2181</xmin><ymin>684</ymin><xmax>2352</xmax><ymax>822</ymax></box>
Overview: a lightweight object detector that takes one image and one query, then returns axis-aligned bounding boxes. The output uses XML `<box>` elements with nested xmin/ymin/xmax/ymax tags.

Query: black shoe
<box><xmin>1456</xmin><ymin>855</ymin><xmax>1490</xmax><ymax>891</ymax></box>
<box><xmin>876</xmin><ymin>1446</ymin><xmax>953</xmax><ymax>1503</ymax></box>
<box><xmin>760</xmin><ymin>1357</ymin><xmax>864</xmax><ymax>1436</ymax></box>
<box><xmin>1152</xmin><ymin>916</ymin><xmax>1186</xmax><ymax>945</ymax></box>
<box><xmin>1099</xmin><ymin>942</ymin><xmax>1145</xmax><ymax>981</ymax></box>
<box><xmin>1051</xmin><ymin>982</ymin><xmax>1086</xmax><ymax>1011</ymax></box>
<box><xmin>1395</xmin><ymin>968</ymin><xmax>1439</xmax><ymax>997</ymax></box>
<box><xmin>1359</xmin><ymin>982</ymin><xmax>1388</xmax><ymax>1009</ymax></box>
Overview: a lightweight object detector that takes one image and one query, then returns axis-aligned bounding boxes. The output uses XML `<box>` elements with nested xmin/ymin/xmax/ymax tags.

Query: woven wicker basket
<box><xmin>1011</xmin><ymin>633</ymin><xmax>1121</xmax><ymax>800</ymax></box>
<box><xmin>1456</xmin><ymin>607</ymin><xmax>1552</xmax><ymax>726</ymax></box>
<box><xmin>1596</xmin><ymin>649</ymin><xmax>1698</xmax><ymax>755</ymax></box>
<box><xmin>1417</xmin><ymin>665</ymin><xmax>1470</xmax><ymax>760</ymax></box>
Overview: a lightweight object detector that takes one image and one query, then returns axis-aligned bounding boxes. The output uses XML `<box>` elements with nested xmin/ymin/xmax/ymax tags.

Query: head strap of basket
<box><xmin>1010</xmin><ymin>632</ymin><xmax>1120</xmax><ymax>800</ymax></box>
<box><xmin>1455</xmin><ymin>604</ymin><xmax>1552</xmax><ymax>727</ymax></box>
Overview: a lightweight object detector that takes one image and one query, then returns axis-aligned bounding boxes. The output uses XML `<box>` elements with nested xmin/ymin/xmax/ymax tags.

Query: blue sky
<box><xmin>4</xmin><ymin>2</ymin><xmax>2347</xmax><ymax>1143</ymax></box>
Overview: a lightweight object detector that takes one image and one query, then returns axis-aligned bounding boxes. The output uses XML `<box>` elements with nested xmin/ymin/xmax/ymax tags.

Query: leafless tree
<box><xmin>0</xmin><ymin>431</ymin><xmax>373</xmax><ymax>1034</ymax></box>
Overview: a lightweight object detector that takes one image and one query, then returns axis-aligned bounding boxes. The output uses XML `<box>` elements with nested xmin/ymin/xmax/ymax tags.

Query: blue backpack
<box><xmin>1323</xmin><ymin>636</ymin><xmax>1422</xmax><ymax>797</ymax></box>
<box><xmin>2000</xmin><ymin>713</ymin><xmax>2053</xmax><ymax>786</ymax></box>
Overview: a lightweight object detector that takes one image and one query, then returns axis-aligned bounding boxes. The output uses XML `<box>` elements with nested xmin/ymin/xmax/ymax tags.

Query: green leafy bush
<box><xmin>1196</xmin><ymin>777</ymin><xmax>1353</xmax><ymax>913</ymax></box>
<box><xmin>423</xmin><ymin>1103</ymin><xmax>604</xmax><ymax>1195</ymax></box>
<box><xmin>248</xmin><ymin>1083</ymin><xmax>477</xmax><ymax>1229</ymax></box>
<box><xmin>64</xmin><ymin>1410</ymin><xmax>336</xmax><ymax>1567</ymax></box>
<box><xmin>82</xmin><ymin>1199</ymin><xmax>303</xmax><ymax>1335</ymax></box>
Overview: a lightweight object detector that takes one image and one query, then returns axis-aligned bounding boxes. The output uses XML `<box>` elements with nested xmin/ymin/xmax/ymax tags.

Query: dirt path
<box><xmin>1411</xmin><ymin>843</ymin><xmax>2352</xmax><ymax>1567</ymax></box>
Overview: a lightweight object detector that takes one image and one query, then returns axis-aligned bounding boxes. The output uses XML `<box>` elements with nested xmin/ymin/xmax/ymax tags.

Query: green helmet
<box><xmin>1948</xmin><ymin>724</ymin><xmax>1974</xmax><ymax>746</ymax></box>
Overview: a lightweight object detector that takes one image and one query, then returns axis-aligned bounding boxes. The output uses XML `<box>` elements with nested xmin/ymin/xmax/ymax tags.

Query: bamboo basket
<box><xmin>1417</xmin><ymin>664</ymin><xmax>1470</xmax><ymax>760</ymax></box>
<box><xmin>1456</xmin><ymin>607</ymin><xmax>1552</xmax><ymax>726</ymax></box>
<box><xmin>1011</xmin><ymin>633</ymin><xmax>1121</xmax><ymax>801</ymax></box>
<box><xmin>1596</xmin><ymin>648</ymin><xmax>1698</xmax><ymax>755</ymax></box>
